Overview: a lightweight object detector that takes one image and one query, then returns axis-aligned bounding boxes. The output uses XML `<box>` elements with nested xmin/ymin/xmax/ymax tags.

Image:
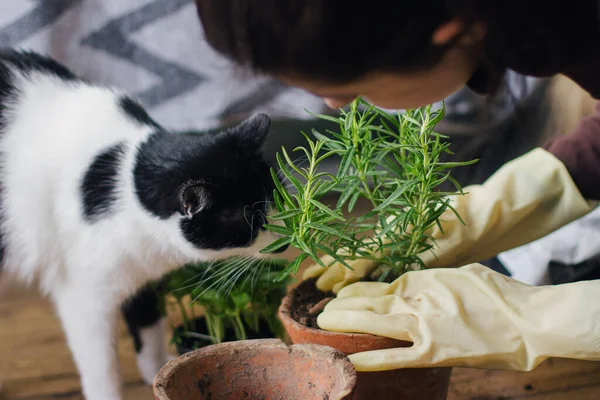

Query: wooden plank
<box><xmin>449</xmin><ymin>359</ymin><xmax>600</xmax><ymax>399</ymax></box>
<box><xmin>0</xmin><ymin>286</ymin><xmax>152</xmax><ymax>399</ymax></box>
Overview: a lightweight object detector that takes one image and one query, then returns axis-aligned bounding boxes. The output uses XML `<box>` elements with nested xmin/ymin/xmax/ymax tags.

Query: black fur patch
<box><xmin>81</xmin><ymin>143</ymin><xmax>127</xmax><ymax>222</ymax></box>
<box><xmin>0</xmin><ymin>49</ymin><xmax>78</xmax><ymax>82</ymax></box>
<box><xmin>121</xmin><ymin>283</ymin><xmax>164</xmax><ymax>353</ymax></box>
<box><xmin>133</xmin><ymin>114</ymin><xmax>275</xmax><ymax>250</ymax></box>
<box><xmin>119</xmin><ymin>96</ymin><xmax>160</xmax><ymax>128</ymax></box>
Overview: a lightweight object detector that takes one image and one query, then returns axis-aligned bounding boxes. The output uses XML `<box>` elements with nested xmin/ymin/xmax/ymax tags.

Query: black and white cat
<box><xmin>0</xmin><ymin>50</ymin><xmax>285</xmax><ymax>399</ymax></box>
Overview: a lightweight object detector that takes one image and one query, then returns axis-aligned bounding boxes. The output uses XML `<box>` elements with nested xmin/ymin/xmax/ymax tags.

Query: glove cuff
<box><xmin>522</xmin><ymin>280</ymin><xmax>600</xmax><ymax>362</ymax></box>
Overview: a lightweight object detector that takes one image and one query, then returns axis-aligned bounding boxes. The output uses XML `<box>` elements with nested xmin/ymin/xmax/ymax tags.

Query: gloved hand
<box><xmin>317</xmin><ymin>263</ymin><xmax>600</xmax><ymax>372</ymax></box>
<box><xmin>304</xmin><ymin>148</ymin><xmax>596</xmax><ymax>293</ymax></box>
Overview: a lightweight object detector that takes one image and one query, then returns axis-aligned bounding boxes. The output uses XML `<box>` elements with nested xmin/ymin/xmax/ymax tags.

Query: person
<box><xmin>193</xmin><ymin>0</ymin><xmax>600</xmax><ymax>372</ymax></box>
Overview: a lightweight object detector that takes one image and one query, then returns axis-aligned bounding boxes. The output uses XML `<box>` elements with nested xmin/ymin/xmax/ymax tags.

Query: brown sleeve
<box><xmin>543</xmin><ymin>102</ymin><xmax>600</xmax><ymax>200</ymax></box>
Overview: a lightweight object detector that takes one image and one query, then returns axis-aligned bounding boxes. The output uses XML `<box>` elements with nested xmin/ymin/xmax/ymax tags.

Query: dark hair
<box><xmin>195</xmin><ymin>0</ymin><xmax>578</xmax><ymax>94</ymax></box>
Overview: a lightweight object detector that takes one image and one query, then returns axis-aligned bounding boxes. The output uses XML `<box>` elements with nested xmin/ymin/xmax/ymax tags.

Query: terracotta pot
<box><xmin>278</xmin><ymin>281</ymin><xmax>452</xmax><ymax>400</ymax></box>
<box><xmin>154</xmin><ymin>338</ymin><xmax>357</xmax><ymax>400</ymax></box>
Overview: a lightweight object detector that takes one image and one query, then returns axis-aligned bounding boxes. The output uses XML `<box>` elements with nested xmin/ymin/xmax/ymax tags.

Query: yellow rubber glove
<box><xmin>304</xmin><ymin>148</ymin><xmax>596</xmax><ymax>293</ymax></box>
<box><xmin>317</xmin><ymin>263</ymin><xmax>600</xmax><ymax>372</ymax></box>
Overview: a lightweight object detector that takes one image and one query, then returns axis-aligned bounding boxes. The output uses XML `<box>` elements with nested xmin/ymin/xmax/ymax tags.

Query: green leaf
<box><xmin>325</xmin><ymin>129</ymin><xmax>349</xmax><ymax>143</ymax></box>
<box><xmin>315</xmin><ymin>243</ymin><xmax>353</xmax><ymax>270</ymax></box>
<box><xmin>311</xmin><ymin>129</ymin><xmax>331</xmax><ymax>142</ymax></box>
<box><xmin>348</xmin><ymin>192</ymin><xmax>361</xmax><ymax>212</ymax></box>
<box><xmin>337</xmin><ymin>179</ymin><xmax>361</xmax><ymax>208</ymax></box>
<box><xmin>275</xmin><ymin>253</ymin><xmax>308</xmax><ymax>281</ymax></box>
<box><xmin>314</xmin><ymin>172</ymin><xmax>338</xmax><ymax>180</ymax></box>
<box><xmin>433</xmin><ymin>160</ymin><xmax>479</xmax><ymax>168</ymax></box>
<box><xmin>446</xmin><ymin>175</ymin><xmax>465</xmax><ymax>194</ymax></box>
<box><xmin>309</xmin><ymin>198</ymin><xmax>346</xmax><ymax>221</ymax></box>
<box><xmin>269</xmin><ymin>209</ymin><xmax>303</xmax><ymax>220</ymax></box>
<box><xmin>294</xmin><ymin>236</ymin><xmax>312</xmax><ymax>255</ymax></box>
<box><xmin>273</xmin><ymin>189</ymin><xmax>284</xmax><ymax>212</ymax></box>
<box><xmin>337</xmin><ymin>146</ymin><xmax>356</xmax><ymax>178</ymax></box>
<box><xmin>314</xmin><ymin>180</ymin><xmax>339</xmax><ymax>198</ymax></box>
<box><xmin>311</xmin><ymin>130</ymin><xmax>344</xmax><ymax>151</ymax></box>
<box><xmin>402</xmin><ymin>114</ymin><xmax>421</xmax><ymax>126</ymax></box>
<box><xmin>428</xmin><ymin>103</ymin><xmax>446</xmax><ymax>126</ymax></box>
<box><xmin>374</xmin><ymin>183</ymin><xmax>411</xmax><ymax>211</ymax></box>
<box><xmin>376</xmin><ymin>108</ymin><xmax>400</xmax><ymax>127</ymax></box>
<box><xmin>315</xmin><ymin>150</ymin><xmax>339</xmax><ymax>166</ymax></box>
<box><xmin>307</xmin><ymin>251</ymin><xmax>327</xmax><ymax>268</ymax></box>
<box><xmin>305</xmin><ymin>110</ymin><xmax>343</xmax><ymax>125</ymax></box>
<box><xmin>270</xmin><ymin>168</ymin><xmax>294</xmax><ymax>207</ymax></box>
<box><xmin>259</xmin><ymin>236</ymin><xmax>292</xmax><ymax>254</ymax></box>
<box><xmin>362</xmin><ymin>170</ymin><xmax>390</xmax><ymax>177</ymax></box>
<box><xmin>376</xmin><ymin>215</ymin><xmax>403</xmax><ymax>238</ymax></box>
<box><xmin>278</xmin><ymin>150</ymin><xmax>308</xmax><ymax>181</ymax></box>
<box><xmin>402</xmin><ymin>207</ymin><xmax>416</xmax><ymax>232</ymax></box>
<box><xmin>277</xmin><ymin>165</ymin><xmax>304</xmax><ymax>193</ymax></box>
<box><xmin>263</xmin><ymin>224</ymin><xmax>294</xmax><ymax>236</ymax></box>
<box><xmin>305</xmin><ymin>222</ymin><xmax>353</xmax><ymax>241</ymax></box>
<box><xmin>293</xmin><ymin>145</ymin><xmax>312</xmax><ymax>161</ymax></box>
<box><xmin>446</xmin><ymin>202</ymin><xmax>467</xmax><ymax>226</ymax></box>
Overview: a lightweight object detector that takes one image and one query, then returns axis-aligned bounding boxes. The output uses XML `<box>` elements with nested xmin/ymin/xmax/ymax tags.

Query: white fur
<box><xmin>136</xmin><ymin>319</ymin><xmax>173</xmax><ymax>385</ymax></box>
<box><xmin>0</xmin><ymin>68</ymin><xmax>278</xmax><ymax>400</ymax></box>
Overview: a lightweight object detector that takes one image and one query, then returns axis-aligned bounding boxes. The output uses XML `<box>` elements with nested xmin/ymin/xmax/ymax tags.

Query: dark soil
<box><xmin>291</xmin><ymin>272</ymin><xmax>395</xmax><ymax>328</ymax></box>
<box><xmin>289</xmin><ymin>278</ymin><xmax>335</xmax><ymax>328</ymax></box>
<box><xmin>175</xmin><ymin>317</ymin><xmax>275</xmax><ymax>355</ymax></box>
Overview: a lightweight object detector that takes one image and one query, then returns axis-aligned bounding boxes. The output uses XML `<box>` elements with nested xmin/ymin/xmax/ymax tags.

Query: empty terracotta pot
<box><xmin>279</xmin><ymin>279</ymin><xmax>452</xmax><ymax>400</ymax></box>
<box><xmin>154</xmin><ymin>338</ymin><xmax>357</xmax><ymax>400</ymax></box>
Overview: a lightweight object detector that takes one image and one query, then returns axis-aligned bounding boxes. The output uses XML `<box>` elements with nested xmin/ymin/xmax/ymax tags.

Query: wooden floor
<box><xmin>1</xmin><ymin>279</ymin><xmax>600</xmax><ymax>400</ymax></box>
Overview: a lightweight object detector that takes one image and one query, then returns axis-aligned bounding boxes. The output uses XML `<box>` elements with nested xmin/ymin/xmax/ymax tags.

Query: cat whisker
<box><xmin>189</xmin><ymin>260</ymin><xmax>240</xmax><ymax>302</ymax></box>
<box><xmin>249</xmin><ymin>212</ymin><xmax>256</xmax><ymax>242</ymax></box>
<box><xmin>171</xmin><ymin>259</ymin><xmax>219</xmax><ymax>293</ymax></box>
<box><xmin>249</xmin><ymin>258</ymin><xmax>265</xmax><ymax>293</ymax></box>
<box><xmin>217</xmin><ymin>256</ymin><xmax>255</xmax><ymax>297</ymax></box>
<box><xmin>231</xmin><ymin>257</ymin><xmax>260</xmax><ymax>296</ymax></box>
<box><xmin>252</xmin><ymin>200</ymin><xmax>274</xmax><ymax>206</ymax></box>
<box><xmin>243</xmin><ymin>205</ymin><xmax>253</xmax><ymax>230</ymax></box>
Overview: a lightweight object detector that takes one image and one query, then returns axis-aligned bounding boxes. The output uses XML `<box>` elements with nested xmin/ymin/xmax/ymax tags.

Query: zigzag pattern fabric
<box><xmin>0</xmin><ymin>0</ymin><xmax>326</xmax><ymax>130</ymax></box>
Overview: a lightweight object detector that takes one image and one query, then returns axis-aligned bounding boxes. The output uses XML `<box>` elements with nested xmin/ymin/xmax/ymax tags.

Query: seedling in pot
<box><xmin>158</xmin><ymin>257</ymin><xmax>290</xmax><ymax>352</ymax></box>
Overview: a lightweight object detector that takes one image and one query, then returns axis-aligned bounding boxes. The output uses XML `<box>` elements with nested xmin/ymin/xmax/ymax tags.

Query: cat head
<box><xmin>134</xmin><ymin>114</ymin><xmax>287</xmax><ymax>258</ymax></box>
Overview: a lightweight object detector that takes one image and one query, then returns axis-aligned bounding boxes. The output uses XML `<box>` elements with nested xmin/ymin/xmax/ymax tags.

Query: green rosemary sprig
<box><xmin>262</xmin><ymin>98</ymin><xmax>477</xmax><ymax>281</ymax></box>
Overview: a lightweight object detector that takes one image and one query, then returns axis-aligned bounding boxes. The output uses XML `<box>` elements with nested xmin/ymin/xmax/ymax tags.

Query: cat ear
<box><xmin>228</xmin><ymin>113</ymin><xmax>271</xmax><ymax>150</ymax></box>
<box><xmin>179</xmin><ymin>184</ymin><xmax>210</xmax><ymax>218</ymax></box>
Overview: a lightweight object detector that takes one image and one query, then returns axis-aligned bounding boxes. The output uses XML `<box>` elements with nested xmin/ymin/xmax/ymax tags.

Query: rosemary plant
<box><xmin>262</xmin><ymin>98</ymin><xmax>477</xmax><ymax>281</ymax></box>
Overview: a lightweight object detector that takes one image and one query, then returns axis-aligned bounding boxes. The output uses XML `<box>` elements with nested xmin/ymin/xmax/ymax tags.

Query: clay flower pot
<box><xmin>278</xmin><ymin>279</ymin><xmax>452</xmax><ymax>400</ymax></box>
<box><xmin>154</xmin><ymin>338</ymin><xmax>357</xmax><ymax>400</ymax></box>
